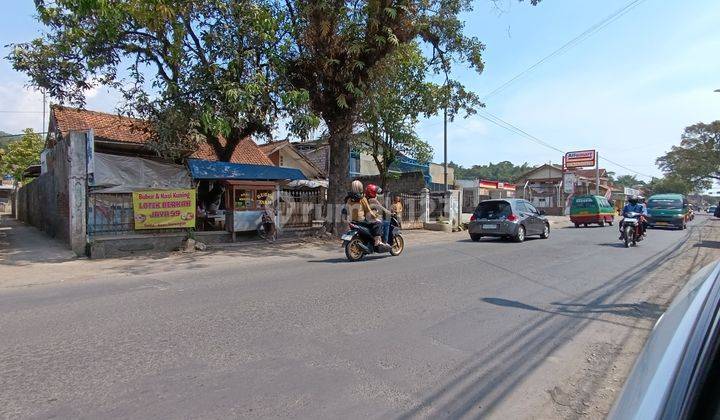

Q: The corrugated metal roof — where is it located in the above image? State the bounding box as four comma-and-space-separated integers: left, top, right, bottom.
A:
187, 159, 306, 181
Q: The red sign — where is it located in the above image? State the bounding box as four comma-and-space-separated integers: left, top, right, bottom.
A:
564, 150, 596, 168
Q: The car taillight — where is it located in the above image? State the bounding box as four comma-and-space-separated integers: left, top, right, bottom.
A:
507, 214, 518, 222
470, 214, 477, 221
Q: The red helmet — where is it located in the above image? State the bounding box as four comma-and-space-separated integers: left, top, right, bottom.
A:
365, 184, 381, 198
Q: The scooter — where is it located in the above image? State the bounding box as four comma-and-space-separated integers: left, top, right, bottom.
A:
619, 211, 645, 248
342, 215, 404, 261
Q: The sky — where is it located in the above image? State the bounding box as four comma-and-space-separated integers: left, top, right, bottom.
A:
1, 0, 719, 181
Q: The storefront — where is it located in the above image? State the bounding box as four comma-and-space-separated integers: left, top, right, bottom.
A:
187, 159, 306, 238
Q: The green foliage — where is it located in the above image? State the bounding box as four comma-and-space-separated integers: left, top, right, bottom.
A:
646, 176, 694, 195
8, 0, 317, 161
657, 121, 720, 191
0, 129, 44, 181
450, 161, 535, 183
613, 174, 645, 188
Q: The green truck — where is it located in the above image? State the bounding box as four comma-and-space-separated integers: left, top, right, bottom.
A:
646, 193, 690, 230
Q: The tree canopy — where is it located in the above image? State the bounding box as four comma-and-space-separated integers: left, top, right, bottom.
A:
646, 175, 694, 195
450, 161, 535, 183
657, 121, 720, 191
0, 129, 44, 182
8, 1, 316, 161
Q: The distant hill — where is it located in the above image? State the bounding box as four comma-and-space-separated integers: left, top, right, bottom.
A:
0, 131, 22, 149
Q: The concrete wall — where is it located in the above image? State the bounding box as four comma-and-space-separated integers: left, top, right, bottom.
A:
355, 171, 426, 194
16, 131, 87, 255
429, 163, 455, 185
16, 136, 71, 242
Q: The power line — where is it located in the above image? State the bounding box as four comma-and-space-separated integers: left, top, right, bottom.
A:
483, 0, 650, 100
474, 110, 655, 179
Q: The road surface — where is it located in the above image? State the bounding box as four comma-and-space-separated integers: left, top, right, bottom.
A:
0, 217, 713, 419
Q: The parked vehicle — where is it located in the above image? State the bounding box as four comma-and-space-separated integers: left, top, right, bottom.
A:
619, 211, 645, 248
468, 199, 550, 243
610, 261, 720, 419
710, 205, 718, 216
570, 195, 616, 228
646, 193, 689, 230
342, 215, 404, 261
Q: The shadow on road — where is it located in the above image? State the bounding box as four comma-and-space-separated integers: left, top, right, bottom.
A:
694, 240, 720, 249
398, 230, 691, 419
597, 242, 628, 248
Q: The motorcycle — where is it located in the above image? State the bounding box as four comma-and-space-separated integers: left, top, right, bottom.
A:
620, 211, 645, 248
342, 215, 405, 261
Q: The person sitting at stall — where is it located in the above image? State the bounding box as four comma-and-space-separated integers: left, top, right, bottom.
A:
261, 203, 277, 243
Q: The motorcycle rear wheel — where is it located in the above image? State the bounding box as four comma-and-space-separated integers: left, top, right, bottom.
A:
390, 234, 405, 256
344, 238, 365, 261
624, 226, 632, 248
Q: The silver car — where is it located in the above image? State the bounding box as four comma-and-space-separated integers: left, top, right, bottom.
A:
468, 199, 550, 242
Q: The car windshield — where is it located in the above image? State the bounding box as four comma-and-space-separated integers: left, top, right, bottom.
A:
476, 201, 512, 219
648, 198, 683, 209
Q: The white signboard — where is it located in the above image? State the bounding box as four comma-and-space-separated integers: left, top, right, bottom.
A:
563, 173, 576, 194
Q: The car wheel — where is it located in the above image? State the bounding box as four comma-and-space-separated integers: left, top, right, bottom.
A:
608, 219, 614, 226
470, 233, 482, 242
540, 223, 550, 239
583, 223, 588, 227
599, 220, 606, 227
574, 223, 580, 228
514, 225, 526, 243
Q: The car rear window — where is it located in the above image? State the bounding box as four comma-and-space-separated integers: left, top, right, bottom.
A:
648, 198, 682, 209
475, 201, 512, 219
572, 197, 597, 208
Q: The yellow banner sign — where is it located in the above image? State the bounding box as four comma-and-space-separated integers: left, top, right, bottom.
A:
132, 189, 196, 230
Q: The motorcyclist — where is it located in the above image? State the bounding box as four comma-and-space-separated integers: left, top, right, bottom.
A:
364, 184, 393, 244
620, 195, 647, 239
344, 180, 390, 250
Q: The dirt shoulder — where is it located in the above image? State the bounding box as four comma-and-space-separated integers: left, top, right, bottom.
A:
491, 217, 720, 419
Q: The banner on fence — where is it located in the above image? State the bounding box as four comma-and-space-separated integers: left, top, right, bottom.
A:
132, 189, 196, 229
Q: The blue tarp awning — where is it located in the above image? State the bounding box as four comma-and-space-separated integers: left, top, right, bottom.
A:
188, 159, 307, 181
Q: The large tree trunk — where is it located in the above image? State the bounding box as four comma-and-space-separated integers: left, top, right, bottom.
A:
326, 118, 352, 234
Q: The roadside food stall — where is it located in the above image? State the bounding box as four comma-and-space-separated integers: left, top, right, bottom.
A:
187, 159, 306, 240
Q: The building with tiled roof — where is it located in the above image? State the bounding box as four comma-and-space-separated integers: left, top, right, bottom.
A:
48, 105, 272, 165
257, 139, 326, 179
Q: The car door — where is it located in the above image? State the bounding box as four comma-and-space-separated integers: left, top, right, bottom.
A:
516, 201, 538, 234
524, 202, 543, 234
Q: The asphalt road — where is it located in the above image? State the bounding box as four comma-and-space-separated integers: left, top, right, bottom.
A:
0, 218, 699, 419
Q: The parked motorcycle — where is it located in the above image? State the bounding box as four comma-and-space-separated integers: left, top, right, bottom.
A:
342, 215, 404, 261
620, 211, 645, 248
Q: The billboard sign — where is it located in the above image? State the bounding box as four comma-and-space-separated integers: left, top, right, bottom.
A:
564, 150, 596, 168
563, 173, 576, 194
132, 189, 196, 230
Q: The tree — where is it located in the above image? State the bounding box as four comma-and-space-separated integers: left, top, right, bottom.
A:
278, 0, 541, 227
450, 161, 535, 183
8, 1, 316, 161
646, 175, 694, 195
657, 121, 720, 191
613, 174, 644, 188
0, 129, 44, 182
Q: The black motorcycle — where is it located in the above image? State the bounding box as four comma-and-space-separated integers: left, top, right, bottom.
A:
620, 211, 645, 248
342, 215, 404, 261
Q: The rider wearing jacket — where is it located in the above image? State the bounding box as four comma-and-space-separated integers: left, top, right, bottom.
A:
620, 195, 648, 238
365, 184, 392, 243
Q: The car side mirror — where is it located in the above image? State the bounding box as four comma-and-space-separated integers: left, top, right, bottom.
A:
538, 209, 546, 216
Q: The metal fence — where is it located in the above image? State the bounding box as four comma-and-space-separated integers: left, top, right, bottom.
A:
87, 193, 134, 236
395, 192, 424, 229
279, 189, 325, 229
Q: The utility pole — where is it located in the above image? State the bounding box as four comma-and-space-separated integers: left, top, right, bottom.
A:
595, 152, 600, 195
42, 90, 47, 134
443, 104, 448, 192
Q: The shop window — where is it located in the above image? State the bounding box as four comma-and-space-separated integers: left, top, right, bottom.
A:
255, 190, 274, 208
235, 189, 252, 210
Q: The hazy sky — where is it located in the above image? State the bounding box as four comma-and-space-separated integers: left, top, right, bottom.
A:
1, 0, 719, 180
